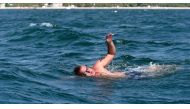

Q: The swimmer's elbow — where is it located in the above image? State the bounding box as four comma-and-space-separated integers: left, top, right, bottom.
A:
108, 52, 116, 56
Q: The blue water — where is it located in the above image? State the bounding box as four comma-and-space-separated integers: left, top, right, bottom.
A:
0, 9, 190, 103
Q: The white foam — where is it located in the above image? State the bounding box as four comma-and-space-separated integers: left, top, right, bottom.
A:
40, 22, 53, 27
29, 22, 54, 27
109, 62, 177, 79
127, 62, 177, 78
29, 23, 37, 27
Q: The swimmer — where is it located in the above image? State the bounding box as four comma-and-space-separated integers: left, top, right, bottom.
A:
74, 33, 126, 78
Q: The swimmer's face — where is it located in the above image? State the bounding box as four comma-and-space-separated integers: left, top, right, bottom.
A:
79, 65, 95, 77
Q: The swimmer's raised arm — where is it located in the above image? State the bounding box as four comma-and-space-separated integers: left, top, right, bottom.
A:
99, 33, 116, 67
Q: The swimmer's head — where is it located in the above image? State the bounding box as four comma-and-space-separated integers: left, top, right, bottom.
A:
74, 65, 95, 77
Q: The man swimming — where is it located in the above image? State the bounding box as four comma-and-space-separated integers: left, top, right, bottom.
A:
74, 33, 126, 78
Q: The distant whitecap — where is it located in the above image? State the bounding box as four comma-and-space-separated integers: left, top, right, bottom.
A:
40, 22, 53, 27
29, 23, 37, 27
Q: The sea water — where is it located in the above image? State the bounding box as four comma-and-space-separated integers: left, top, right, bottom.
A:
0, 9, 189, 103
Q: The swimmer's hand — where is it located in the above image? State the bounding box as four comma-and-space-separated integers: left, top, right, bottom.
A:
106, 33, 113, 43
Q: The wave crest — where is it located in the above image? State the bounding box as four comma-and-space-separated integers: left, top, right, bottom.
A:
29, 22, 54, 27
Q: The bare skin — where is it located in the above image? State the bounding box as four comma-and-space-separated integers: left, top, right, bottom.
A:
75, 33, 126, 78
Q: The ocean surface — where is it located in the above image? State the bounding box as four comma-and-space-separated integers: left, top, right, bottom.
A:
0, 9, 189, 104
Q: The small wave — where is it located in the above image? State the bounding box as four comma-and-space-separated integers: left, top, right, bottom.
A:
134, 57, 158, 63
172, 59, 190, 65
168, 47, 190, 52
140, 25, 155, 29
115, 39, 140, 45
73, 41, 96, 47
171, 23, 186, 27
115, 39, 187, 48
115, 39, 173, 47
146, 41, 185, 46
119, 54, 136, 61
118, 24, 138, 29
120, 54, 159, 64
62, 52, 84, 57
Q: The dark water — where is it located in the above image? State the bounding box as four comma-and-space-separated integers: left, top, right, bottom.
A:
0, 9, 189, 103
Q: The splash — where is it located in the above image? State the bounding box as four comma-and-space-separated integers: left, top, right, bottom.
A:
109, 62, 177, 79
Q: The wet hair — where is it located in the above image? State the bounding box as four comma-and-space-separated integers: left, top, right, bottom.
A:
74, 66, 88, 77
74, 66, 81, 75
